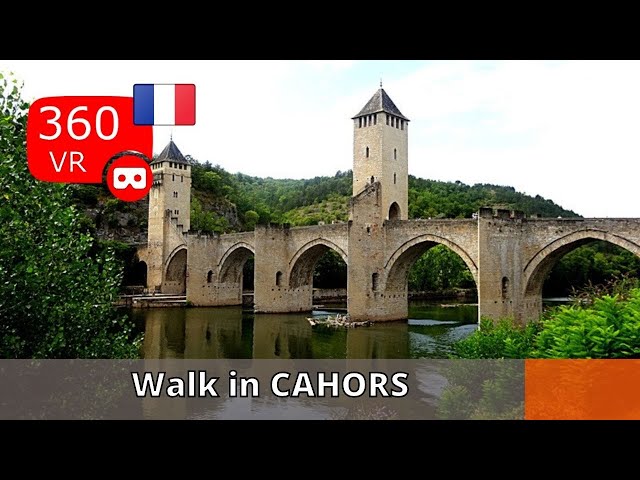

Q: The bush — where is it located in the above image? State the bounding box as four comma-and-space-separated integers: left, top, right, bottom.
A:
0, 73, 141, 358
451, 318, 540, 359
452, 286, 640, 359
534, 289, 640, 358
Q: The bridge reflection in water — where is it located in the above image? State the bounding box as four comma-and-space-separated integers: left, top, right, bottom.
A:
135, 303, 478, 360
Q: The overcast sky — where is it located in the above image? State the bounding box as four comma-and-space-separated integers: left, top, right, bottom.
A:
2, 60, 639, 218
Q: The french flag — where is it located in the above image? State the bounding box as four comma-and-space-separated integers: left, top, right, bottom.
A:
133, 84, 196, 126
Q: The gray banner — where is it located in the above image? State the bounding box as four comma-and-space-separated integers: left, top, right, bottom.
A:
0, 359, 524, 420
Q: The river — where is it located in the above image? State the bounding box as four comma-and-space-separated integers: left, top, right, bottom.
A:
130, 301, 479, 359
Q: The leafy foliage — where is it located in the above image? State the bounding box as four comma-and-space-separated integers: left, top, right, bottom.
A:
452, 280, 640, 359
544, 241, 640, 296
534, 290, 640, 358
191, 196, 229, 234
436, 360, 524, 420
0, 73, 141, 358
408, 244, 475, 291
408, 177, 577, 220
452, 318, 541, 359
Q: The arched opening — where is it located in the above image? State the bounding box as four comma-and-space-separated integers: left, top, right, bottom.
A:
370, 176, 375, 184
389, 202, 400, 220
276, 271, 283, 287
523, 233, 640, 321
502, 277, 510, 299
165, 248, 187, 295
124, 260, 147, 293
218, 244, 255, 306
289, 240, 348, 310
543, 241, 640, 298
386, 237, 478, 324
207, 270, 213, 283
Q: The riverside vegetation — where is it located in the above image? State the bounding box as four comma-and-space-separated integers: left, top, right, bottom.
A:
436, 277, 640, 419
452, 276, 640, 360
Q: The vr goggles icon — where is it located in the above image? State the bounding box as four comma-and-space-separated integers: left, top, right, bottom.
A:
113, 167, 146, 190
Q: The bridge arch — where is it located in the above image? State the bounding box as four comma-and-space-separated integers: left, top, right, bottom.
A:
165, 246, 187, 294
289, 238, 347, 290
523, 229, 640, 300
218, 242, 255, 283
384, 234, 478, 293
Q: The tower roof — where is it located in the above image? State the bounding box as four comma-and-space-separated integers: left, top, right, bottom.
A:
352, 88, 409, 121
155, 140, 190, 164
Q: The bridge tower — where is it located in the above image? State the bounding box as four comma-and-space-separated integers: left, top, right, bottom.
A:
145, 139, 192, 291
348, 87, 411, 321
351, 85, 409, 220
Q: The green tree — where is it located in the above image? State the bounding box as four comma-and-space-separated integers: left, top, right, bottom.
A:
0, 74, 140, 358
408, 244, 475, 292
243, 210, 260, 230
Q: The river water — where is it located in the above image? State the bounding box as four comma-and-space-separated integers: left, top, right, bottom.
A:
131, 301, 478, 359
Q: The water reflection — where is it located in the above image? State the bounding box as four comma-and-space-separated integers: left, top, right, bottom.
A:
252, 314, 313, 359
346, 324, 409, 359
134, 301, 477, 360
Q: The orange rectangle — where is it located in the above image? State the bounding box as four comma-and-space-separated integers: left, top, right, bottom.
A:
525, 359, 640, 420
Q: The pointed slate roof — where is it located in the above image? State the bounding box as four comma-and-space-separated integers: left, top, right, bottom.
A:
352, 88, 409, 121
155, 140, 190, 165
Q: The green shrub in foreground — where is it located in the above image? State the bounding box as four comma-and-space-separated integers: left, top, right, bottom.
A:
534, 289, 640, 358
452, 317, 540, 359
452, 288, 640, 359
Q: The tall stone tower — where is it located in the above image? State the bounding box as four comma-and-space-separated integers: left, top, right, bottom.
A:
145, 139, 192, 290
351, 86, 409, 220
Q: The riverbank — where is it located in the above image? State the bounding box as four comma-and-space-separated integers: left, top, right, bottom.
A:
118, 287, 478, 308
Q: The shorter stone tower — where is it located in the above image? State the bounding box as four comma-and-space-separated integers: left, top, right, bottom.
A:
145, 139, 192, 290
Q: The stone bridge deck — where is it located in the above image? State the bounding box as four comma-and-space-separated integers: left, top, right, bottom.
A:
139, 211, 640, 323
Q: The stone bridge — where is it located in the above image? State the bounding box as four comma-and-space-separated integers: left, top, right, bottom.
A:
138, 191, 640, 323
137, 87, 640, 324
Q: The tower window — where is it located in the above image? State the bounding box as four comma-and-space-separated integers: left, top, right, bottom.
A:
396, 118, 399, 129
394, 173, 396, 184
276, 271, 283, 287
181, 175, 184, 182
207, 270, 213, 283
359, 117, 362, 128
394, 148, 397, 160
172, 174, 175, 181
370, 176, 374, 184
391, 117, 394, 127
372, 273, 379, 292
401, 120, 404, 130
373, 114, 377, 125
386, 114, 389, 125
365, 147, 369, 158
